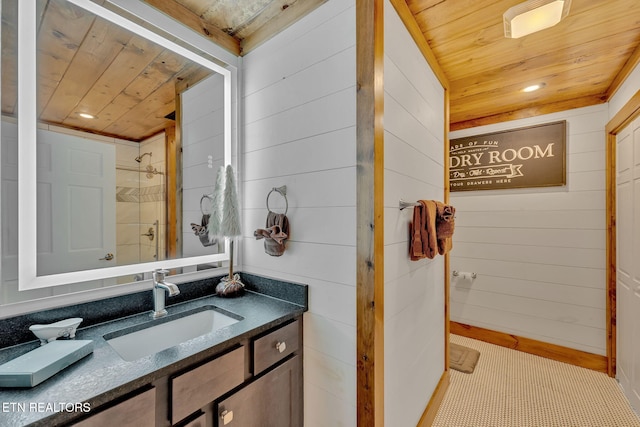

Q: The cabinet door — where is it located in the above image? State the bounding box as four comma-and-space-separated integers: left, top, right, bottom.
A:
217, 356, 302, 427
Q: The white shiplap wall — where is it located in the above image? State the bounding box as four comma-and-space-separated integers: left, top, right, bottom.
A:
383, 2, 446, 425
241, 1, 357, 426
182, 74, 225, 259
449, 104, 609, 355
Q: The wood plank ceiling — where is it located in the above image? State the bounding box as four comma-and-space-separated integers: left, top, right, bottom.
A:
147, 0, 640, 130
3, 0, 638, 139
406, 0, 640, 130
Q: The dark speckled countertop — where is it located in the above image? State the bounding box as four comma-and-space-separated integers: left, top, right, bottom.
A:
0, 273, 307, 427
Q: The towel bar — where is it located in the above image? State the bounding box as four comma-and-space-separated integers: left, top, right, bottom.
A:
399, 200, 421, 210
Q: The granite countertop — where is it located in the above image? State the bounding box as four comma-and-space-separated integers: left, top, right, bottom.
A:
0, 274, 307, 427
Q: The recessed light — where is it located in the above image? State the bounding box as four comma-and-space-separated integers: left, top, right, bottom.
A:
78, 113, 96, 119
522, 83, 545, 92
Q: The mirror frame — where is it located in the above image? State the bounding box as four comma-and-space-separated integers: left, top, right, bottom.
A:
17, 0, 235, 291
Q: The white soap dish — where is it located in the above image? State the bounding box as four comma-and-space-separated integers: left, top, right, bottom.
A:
29, 318, 83, 345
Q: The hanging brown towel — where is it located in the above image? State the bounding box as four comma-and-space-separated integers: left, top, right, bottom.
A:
191, 214, 217, 247
254, 211, 289, 256
410, 200, 438, 260
435, 201, 455, 255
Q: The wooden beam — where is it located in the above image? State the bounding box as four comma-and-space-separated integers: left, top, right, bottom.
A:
237, 0, 326, 54
451, 322, 609, 373
143, 0, 240, 56
356, 0, 384, 426
605, 89, 640, 377
444, 88, 450, 373
450, 95, 606, 131
165, 124, 177, 261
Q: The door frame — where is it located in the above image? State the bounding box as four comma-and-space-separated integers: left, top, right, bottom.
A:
606, 89, 640, 377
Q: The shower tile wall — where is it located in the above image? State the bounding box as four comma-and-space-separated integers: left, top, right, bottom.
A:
139, 133, 166, 263
115, 141, 142, 283
115, 134, 167, 284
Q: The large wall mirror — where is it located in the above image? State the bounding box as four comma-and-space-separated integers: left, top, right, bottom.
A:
1, 0, 237, 309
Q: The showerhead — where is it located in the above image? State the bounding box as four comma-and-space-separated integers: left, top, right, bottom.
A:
135, 152, 152, 163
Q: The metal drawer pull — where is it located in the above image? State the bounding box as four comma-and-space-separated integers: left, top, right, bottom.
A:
275, 341, 287, 353
99, 253, 114, 261
221, 409, 234, 425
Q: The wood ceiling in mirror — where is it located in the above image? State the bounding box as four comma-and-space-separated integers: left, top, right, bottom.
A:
1, 0, 212, 142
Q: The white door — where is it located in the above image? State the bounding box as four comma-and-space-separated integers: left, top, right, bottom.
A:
616, 115, 640, 413
37, 129, 116, 276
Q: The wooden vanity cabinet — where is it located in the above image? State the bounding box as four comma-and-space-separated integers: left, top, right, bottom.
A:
65, 318, 302, 427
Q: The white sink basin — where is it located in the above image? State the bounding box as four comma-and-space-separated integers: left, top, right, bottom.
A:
105, 306, 241, 361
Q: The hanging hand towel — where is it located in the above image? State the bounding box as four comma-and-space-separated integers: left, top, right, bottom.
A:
254, 211, 289, 256
191, 214, 217, 247
435, 201, 455, 255
410, 200, 438, 260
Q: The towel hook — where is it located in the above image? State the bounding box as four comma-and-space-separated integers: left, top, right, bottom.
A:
266, 185, 288, 215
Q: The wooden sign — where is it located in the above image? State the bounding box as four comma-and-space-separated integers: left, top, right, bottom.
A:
449, 121, 566, 192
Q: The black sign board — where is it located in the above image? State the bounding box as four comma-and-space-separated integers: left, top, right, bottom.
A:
449, 121, 566, 192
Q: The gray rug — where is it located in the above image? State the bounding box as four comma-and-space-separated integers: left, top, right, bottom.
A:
450, 343, 480, 374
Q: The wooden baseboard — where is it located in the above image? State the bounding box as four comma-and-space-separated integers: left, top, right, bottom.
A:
417, 370, 450, 427
451, 322, 608, 373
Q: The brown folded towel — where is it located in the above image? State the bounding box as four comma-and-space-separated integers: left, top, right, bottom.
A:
410, 200, 438, 260
435, 201, 455, 255
254, 211, 289, 256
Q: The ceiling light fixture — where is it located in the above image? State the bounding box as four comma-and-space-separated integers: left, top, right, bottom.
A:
78, 113, 96, 119
504, 0, 571, 39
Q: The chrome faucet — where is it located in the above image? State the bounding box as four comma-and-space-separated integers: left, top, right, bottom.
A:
151, 269, 180, 319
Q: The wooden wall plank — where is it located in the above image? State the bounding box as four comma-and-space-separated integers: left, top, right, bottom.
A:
356, 0, 384, 425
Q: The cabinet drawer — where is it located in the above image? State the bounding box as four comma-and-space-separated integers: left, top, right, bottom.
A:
71, 387, 155, 427
171, 346, 244, 424
253, 320, 300, 375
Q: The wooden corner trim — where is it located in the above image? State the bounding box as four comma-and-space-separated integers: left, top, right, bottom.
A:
417, 371, 450, 427
450, 322, 608, 373
387, 0, 449, 89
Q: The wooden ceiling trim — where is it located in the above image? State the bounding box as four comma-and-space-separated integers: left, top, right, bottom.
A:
239, 0, 327, 55
143, 0, 241, 56
389, 0, 449, 89
450, 94, 606, 132
233, 0, 303, 40
607, 43, 640, 101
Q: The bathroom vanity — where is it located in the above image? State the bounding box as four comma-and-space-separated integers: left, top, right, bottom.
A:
0, 274, 307, 427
